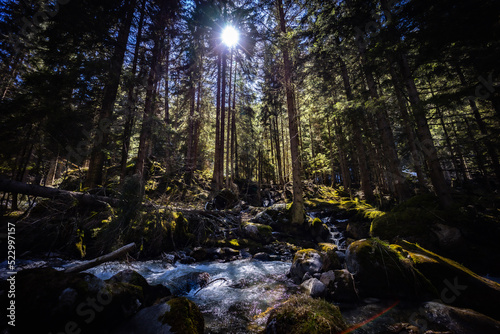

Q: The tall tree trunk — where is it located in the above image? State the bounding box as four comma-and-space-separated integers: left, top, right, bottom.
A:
86, 0, 135, 188
399, 54, 452, 208
281, 114, 289, 183
185, 73, 196, 184
213, 51, 222, 188
428, 82, 467, 185
135, 27, 161, 177
339, 56, 374, 202
326, 116, 336, 186
388, 60, 427, 189
274, 115, 284, 185
277, 0, 304, 225
334, 117, 351, 192
45, 155, 59, 186
225, 49, 233, 188
120, 0, 146, 183
455, 65, 500, 181
218, 49, 227, 189
231, 62, 237, 182
359, 46, 409, 201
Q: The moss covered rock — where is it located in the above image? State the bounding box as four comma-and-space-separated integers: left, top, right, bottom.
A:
265, 295, 347, 334
107, 269, 171, 306
161, 297, 204, 334
243, 222, 273, 243
15, 268, 146, 333
370, 194, 468, 251
318, 243, 342, 271
398, 241, 500, 321
290, 249, 324, 284
346, 238, 435, 299
308, 217, 330, 242
113, 297, 204, 334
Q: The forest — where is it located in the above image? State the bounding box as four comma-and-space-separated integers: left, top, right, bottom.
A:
1, 0, 500, 333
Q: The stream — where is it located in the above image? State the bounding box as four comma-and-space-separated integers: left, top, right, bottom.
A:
85, 259, 295, 333
3, 210, 497, 333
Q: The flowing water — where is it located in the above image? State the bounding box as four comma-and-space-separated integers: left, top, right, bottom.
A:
85, 259, 296, 333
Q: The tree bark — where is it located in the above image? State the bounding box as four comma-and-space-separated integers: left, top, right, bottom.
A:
86, 0, 136, 188
339, 56, 374, 202
64, 243, 136, 273
455, 65, 500, 181
399, 53, 452, 208
0, 177, 120, 207
277, 0, 304, 225
358, 45, 409, 201
120, 0, 146, 183
388, 60, 427, 189
213, 51, 222, 187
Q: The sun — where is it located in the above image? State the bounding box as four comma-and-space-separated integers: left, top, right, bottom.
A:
222, 26, 239, 47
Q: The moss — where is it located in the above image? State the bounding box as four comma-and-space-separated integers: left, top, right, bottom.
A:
293, 248, 320, 262
257, 223, 272, 233
229, 239, 240, 247
267, 295, 347, 333
318, 243, 338, 253
348, 238, 436, 299
304, 198, 339, 210
75, 228, 86, 258
311, 217, 322, 227
370, 194, 472, 247
318, 243, 341, 271
397, 240, 500, 320
161, 297, 204, 334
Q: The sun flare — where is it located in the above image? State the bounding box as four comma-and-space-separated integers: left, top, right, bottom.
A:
222, 26, 239, 47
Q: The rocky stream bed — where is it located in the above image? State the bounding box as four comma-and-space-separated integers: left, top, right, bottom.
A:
2, 195, 500, 333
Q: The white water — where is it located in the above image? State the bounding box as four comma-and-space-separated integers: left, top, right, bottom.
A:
85, 259, 295, 333
309, 213, 347, 251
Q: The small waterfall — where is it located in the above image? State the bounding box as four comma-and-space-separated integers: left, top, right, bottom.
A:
309, 213, 347, 251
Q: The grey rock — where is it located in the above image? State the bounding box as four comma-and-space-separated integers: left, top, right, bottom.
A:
423, 301, 500, 334
301, 278, 326, 298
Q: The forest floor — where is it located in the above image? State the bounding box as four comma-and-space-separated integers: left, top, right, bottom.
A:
1, 170, 500, 333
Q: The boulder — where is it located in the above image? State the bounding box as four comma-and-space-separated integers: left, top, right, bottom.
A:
309, 217, 330, 242
318, 243, 342, 271
252, 211, 274, 226
346, 239, 434, 299
190, 247, 208, 262
265, 295, 347, 333
345, 221, 370, 239
253, 252, 271, 261
301, 278, 326, 298
422, 301, 500, 334
243, 222, 273, 243
321, 269, 359, 303
431, 223, 464, 249
168, 271, 210, 295
290, 249, 323, 284
113, 297, 204, 334
398, 241, 500, 321
15, 268, 146, 333
108, 269, 171, 307
213, 188, 238, 210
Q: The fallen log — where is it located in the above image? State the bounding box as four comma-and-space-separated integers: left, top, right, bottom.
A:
64, 242, 136, 274
0, 177, 120, 207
